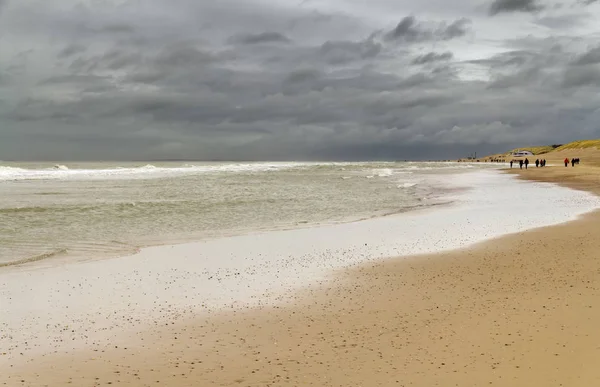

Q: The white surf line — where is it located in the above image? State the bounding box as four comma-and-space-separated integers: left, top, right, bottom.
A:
1, 170, 600, 362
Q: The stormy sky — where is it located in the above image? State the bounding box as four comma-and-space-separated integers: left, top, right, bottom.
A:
1, 0, 600, 161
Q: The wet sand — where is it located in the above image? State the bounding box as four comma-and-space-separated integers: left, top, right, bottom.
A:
3, 166, 600, 387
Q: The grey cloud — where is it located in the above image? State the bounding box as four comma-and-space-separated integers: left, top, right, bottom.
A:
562, 65, 600, 88
230, 32, 291, 44
38, 74, 111, 86
534, 14, 590, 29
489, 0, 544, 15
386, 16, 471, 43
318, 39, 382, 64
487, 68, 541, 89
573, 45, 600, 65
285, 68, 321, 84
67, 49, 144, 73
444, 18, 471, 39
412, 51, 453, 65
468, 51, 530, 68
154, 43, 215, 68
388, 16, 419, 40
100, 23, 135, 34
126, 70, 168, 84
2, 0, 600, 161
57, 43, 87, 58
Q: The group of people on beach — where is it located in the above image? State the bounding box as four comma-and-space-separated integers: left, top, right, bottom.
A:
564, 158, 580, 167
510, 158, 547, 169
510, 157, 581, 169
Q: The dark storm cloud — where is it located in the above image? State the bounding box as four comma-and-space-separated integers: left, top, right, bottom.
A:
38, 74, 112, 86
573, 45, 600, 65
100, 23, 135, 34
230, 32, 291, 45
385, 16, 471, 43
562, 65, 600, 87
489, 0, 544, 15
318, 39, 382, 64
67, 48, 144, 72
154, 43, 215, 68
2, 0, 600, 161
57, 43, 87, 58
126, 70, 168, 84
411, 51, 453, 65
487, 68, 541, 89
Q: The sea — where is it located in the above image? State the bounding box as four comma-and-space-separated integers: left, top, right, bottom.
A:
0, 161, 497, 266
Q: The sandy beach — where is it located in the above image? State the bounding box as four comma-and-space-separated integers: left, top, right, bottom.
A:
3, 165, 600, 387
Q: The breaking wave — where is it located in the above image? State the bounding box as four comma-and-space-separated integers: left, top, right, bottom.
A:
0, 163, 309, 182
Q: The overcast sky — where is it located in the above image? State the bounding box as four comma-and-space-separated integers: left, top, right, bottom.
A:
1, 0, 600, 161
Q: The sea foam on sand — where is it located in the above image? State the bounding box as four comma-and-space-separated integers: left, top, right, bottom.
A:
1, 170, 600, 360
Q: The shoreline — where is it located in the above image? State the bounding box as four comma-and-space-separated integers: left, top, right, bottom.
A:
0, 161, 478, 269
0, 199, 454, 270
3, 167, 600, 386
0, 167, 590, 271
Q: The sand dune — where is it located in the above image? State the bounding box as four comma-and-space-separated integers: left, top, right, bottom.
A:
469, 139, 600, 166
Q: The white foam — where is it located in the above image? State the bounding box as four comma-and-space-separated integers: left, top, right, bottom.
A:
0, 162, 308, 181
375, 168, 394, 177
1, 170, 599, 359
0, 161, 496, 182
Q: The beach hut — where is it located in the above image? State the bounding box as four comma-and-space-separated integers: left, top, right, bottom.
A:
512, 150, 534, 157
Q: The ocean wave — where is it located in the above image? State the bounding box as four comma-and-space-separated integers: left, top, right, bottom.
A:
405, 164, 475, 171
375, 168, 394, 177
0, 161, 488, 182
0, 162, 310, 181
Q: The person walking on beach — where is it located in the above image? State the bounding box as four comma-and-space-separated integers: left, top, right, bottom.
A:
571, 158, 575, 167
519, 160, 523, 169
564, 157, 569, 167
535, 159, 539, 168
524, 158, 529, 169
510, 160, 513, 168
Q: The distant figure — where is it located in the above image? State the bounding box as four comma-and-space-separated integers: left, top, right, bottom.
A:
519, 160, 523, 169
564, 157, 569, 167
510, 160, 513, 168
571, 158, 575, 167
541, 159, 546, 167
535, 159, 539, 168
524, 158, 529, 169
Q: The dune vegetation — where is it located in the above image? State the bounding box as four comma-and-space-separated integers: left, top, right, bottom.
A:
461, 139, 600, 163
501, 139, 600, 157
554, 139, 600, 151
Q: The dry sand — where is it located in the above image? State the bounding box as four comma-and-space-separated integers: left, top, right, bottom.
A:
3, 166, 600, 387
